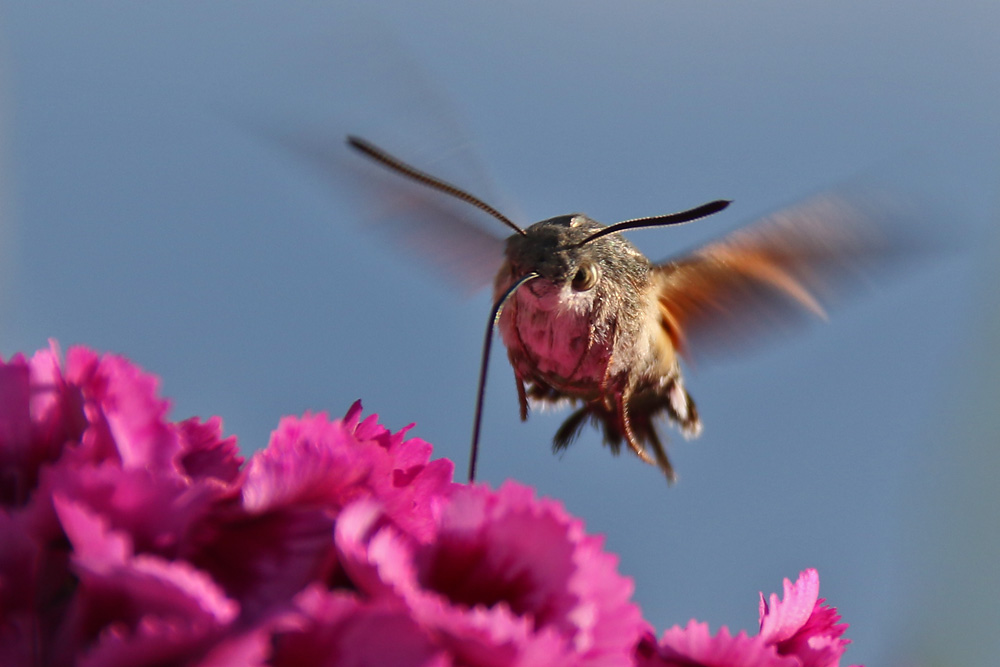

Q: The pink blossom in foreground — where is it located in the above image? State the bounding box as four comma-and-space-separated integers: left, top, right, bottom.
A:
636, 569, 857, 667
334, 482, 647, 665
0, 342, 862, 665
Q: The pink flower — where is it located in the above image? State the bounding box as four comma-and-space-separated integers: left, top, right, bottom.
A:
0, 342, 863, 666
51, 497, 239, 666
638, 569, 859, 667
0, 343, 454, 663
638, 622, 799, 667
0, 343, 248, 664
335, 481, 648, 666
190, 405, 454, 623
0, 343, 86, 509
271, 586, 450, 667
240, 405, 454, 541
758, 569, 855, 667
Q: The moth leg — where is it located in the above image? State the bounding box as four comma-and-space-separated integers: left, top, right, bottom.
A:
643, 424, 677, 485
617, 392, 656, 467
666, 376, 702, 438
515, 376, 529, 421
552, 406, 590, 453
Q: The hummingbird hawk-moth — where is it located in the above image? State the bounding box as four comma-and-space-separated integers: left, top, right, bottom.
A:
346, 135, 892, 484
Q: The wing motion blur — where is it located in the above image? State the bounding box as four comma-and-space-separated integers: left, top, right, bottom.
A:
654, 191, 912, 362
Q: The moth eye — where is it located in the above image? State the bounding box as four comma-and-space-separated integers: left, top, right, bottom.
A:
571, 262, 600, 292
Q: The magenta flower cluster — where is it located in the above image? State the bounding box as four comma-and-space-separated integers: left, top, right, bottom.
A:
0, 343, 860, 666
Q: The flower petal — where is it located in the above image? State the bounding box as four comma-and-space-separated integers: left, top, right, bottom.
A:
52, 496, 240, 665
759, 569, 853, 667
271, 586, 450, 667
653, 621, 798, 667
177, 417, 243, 485
337, 481, 645, 666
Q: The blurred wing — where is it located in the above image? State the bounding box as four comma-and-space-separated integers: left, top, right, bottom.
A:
654, 191, 911, 362
226, 14, 511, 292
253, 127, 508, 292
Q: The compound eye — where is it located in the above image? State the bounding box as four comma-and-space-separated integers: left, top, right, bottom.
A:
571, 262, 600, 291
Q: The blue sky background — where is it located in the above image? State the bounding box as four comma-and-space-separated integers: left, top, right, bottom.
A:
1, 2, 998, 664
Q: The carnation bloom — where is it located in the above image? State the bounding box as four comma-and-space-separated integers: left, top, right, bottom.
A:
334, 482, 647, 666
0, 343, 247, 664
636, 569, 858, 667
0, 342, 862, 666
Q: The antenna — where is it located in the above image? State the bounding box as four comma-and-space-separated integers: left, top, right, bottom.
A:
576, 199, 731, 246
347, 136, 526, 236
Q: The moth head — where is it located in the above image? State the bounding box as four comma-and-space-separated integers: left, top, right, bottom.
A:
503, 214, 648, 309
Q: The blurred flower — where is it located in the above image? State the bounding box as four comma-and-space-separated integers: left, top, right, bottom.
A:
636, 569, 857, 667
0, 342, 861, 666
758, 569, 854, 667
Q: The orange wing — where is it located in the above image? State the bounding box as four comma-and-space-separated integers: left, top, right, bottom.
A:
654, 192, 904, 362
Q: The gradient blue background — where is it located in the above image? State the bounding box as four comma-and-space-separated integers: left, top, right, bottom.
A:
1, 2, 998, 665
